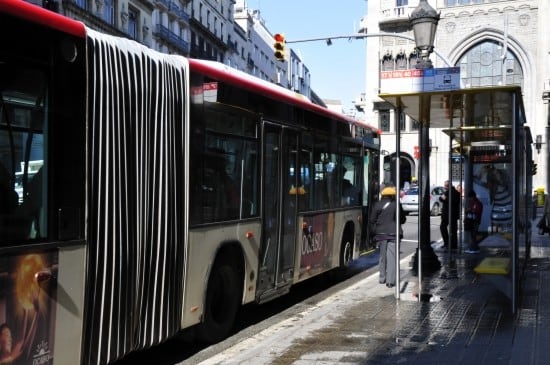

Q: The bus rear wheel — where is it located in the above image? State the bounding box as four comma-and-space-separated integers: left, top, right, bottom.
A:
340, 238, 353, 269
196, 261, 240, 343
331, 235, 353, 281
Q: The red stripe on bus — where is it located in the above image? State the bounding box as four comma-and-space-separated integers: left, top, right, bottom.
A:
188, 58, 378, 131
0, 0, 86, 38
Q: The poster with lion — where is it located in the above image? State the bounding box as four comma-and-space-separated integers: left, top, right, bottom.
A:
0, 251, 57, 365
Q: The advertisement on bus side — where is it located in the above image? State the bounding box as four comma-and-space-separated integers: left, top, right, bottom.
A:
299, 213, 334, 277
0, 251, 58, 365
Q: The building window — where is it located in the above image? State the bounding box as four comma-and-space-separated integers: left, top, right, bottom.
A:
458, 40, 523, 89
103, 0, 114, 25
380, 111, 390, 132
408, 51, 418, 70
382, 52, 394, 71
75, 0, 87, 10
396, 0, 408, 6
411, 118, 419, 131
396, 51, 407, 70
399, 111, 406, 131
127, 7, 138, 39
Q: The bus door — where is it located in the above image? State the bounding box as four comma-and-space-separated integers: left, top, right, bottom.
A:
258, 123, 298, 299
362, 147, 379, 250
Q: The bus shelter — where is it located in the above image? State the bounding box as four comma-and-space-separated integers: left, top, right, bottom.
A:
379, 86, 532, 313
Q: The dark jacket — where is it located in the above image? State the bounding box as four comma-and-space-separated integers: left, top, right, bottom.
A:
440, 186, 460, 221
464, 196, 483, 230
370, 197, 406, 238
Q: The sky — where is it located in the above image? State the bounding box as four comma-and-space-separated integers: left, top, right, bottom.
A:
255, 1, 368, 116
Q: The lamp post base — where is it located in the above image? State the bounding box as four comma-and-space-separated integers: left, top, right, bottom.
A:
410, 244, 441, 275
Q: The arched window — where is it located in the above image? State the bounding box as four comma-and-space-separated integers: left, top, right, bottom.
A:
382, 51, 394, 71
408, 51, 418, 70
457, 40, 523, 88
396, 51, 407, 70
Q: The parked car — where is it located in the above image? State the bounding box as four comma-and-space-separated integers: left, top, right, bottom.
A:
400, 186, 445, 216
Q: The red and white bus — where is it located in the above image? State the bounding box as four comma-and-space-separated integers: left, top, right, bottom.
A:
0, 1, 380, 364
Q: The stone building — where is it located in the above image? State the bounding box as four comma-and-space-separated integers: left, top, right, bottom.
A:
364, 0, 548, 192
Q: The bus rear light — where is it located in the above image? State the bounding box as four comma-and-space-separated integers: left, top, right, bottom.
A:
246, 231, 254, 238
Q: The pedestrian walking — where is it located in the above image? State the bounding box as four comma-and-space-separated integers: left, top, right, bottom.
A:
464, 190, 483, 253
370, 186, 406, 288
439, 180, 460, 250
538, 193, 550, 234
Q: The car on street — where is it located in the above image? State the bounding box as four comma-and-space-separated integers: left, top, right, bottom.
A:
400, 186, 446, 216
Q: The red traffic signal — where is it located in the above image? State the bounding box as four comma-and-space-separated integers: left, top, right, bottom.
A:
273, 33, 286, 61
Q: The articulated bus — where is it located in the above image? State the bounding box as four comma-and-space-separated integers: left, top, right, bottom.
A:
0, 1, 380, 364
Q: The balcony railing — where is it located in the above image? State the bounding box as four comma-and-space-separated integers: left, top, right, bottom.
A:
378, 5, 414, 30
380, 5, 413, 21
155, 0, 170, 10
169, 2, 190, 23
154, 24, 189, 54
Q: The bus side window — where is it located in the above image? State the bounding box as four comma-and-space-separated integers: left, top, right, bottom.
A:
0, 163, 18, 215
19, 168, 44, 238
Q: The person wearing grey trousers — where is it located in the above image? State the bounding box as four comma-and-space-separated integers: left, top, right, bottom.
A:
370, 186, 406, 288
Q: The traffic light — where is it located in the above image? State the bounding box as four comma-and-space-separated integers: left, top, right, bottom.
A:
532, 160, 538, 175
273, 33, 286, 61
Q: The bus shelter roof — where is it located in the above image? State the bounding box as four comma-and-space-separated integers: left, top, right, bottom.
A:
378, 85, 526, 139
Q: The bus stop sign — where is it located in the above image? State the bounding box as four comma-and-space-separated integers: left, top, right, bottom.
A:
380, 66, 460, 93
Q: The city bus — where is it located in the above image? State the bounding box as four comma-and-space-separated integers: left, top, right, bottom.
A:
0, 1, 380, 364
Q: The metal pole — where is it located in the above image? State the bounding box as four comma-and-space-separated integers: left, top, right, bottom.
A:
547, 120, 550, 196
511, 92, 517, 314
418, 95, 430, 292
395, 108, 401, 299
417, 92, 441, 273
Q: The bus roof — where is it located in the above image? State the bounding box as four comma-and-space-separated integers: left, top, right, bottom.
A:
0, 0, 86, 38
188, 58, 378, 133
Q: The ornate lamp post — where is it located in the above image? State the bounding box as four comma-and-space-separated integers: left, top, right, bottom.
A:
410, 0, 440, 70
410, 0, 441, 274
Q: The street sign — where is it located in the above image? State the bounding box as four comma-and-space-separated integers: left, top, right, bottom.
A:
424, 67, 461, 91
380, 66, 460, 93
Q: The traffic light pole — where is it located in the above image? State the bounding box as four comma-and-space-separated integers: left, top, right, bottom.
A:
285, 32, 452, 67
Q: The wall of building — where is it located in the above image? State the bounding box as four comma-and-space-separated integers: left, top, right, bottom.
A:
366, 0, 548, 192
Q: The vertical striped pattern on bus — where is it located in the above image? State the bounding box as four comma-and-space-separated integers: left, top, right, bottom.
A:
84, 29, 188, 365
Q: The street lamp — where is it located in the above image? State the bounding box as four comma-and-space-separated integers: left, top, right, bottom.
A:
410, 0, 440, 69
409, 0, 442, 274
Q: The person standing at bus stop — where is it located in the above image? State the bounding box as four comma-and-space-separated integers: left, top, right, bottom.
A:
370, 186, 406, 288
464, 190, 483, 253
439, 180, 460, 250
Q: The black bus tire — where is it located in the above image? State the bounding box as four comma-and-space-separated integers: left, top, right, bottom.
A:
340, 237, 353, 269
196, 261, 240, 343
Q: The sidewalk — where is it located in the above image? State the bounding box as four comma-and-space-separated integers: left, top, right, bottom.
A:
186, 218, 550, 365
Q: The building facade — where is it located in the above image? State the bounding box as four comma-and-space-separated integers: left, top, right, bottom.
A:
364, 0, 548, 192
34, 0, 313, 107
